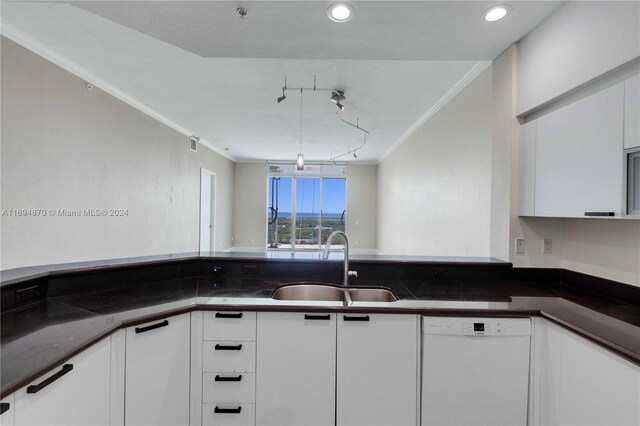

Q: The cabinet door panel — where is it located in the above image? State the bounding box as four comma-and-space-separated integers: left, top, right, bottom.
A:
337, 314, 418, 426
14, 337, 111, 426
255, 312, 336, 426
625, 74, 640, 149
535, 83, 624, 217
125, 313, 190, 426
1, 394, 15, 426
518, 120, 537, 216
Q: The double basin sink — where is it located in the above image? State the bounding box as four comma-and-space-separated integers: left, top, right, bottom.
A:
272, 283, 398, 303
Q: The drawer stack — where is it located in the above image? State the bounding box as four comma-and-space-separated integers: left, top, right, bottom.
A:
202, 311, 257, 426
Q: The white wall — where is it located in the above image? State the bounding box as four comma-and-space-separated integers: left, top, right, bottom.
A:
233, 163, 267, 249
517, 1, 640, 115
0, 37, 235, 269
377, 67, 492, 256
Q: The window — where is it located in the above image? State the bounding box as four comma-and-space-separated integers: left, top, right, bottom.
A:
267, 164, 346, 250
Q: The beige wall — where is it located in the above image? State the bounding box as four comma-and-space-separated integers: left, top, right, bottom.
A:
346, 165, 377, 252
1, 38, 235, 269
377, 67, 493, 256
233, 163, 267, 249
232, 163, 378, 252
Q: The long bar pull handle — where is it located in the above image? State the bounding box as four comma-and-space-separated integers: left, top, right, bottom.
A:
304, 314, 331, 320
135, 320, 169, 334
584, 212, 615, 217
215, 375, 242, 382
27, 364, 73, 394
215, 312, 243, 319
214, 406, 242, 414
215, 344, 243, 351
343, 315, 370, 322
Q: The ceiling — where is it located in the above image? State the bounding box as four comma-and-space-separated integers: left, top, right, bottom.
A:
1, 1, 562, 162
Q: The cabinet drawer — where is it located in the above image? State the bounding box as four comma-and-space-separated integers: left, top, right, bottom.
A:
203, 373, 255, 403
202, 403, 254, 426
203, 342, 256, 372
203, 312, 256, 341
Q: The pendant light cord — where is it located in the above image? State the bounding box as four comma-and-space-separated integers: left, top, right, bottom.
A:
299, 88, 303, 154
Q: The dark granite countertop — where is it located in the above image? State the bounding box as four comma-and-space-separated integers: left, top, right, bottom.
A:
0, 253, 640, 398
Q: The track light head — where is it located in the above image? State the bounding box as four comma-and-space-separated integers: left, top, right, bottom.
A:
353, 151, 357, 159
277, 90, 286, 103
336, 101, 345, 111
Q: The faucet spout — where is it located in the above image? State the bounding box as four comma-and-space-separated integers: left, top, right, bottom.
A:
322, 231, 354, 286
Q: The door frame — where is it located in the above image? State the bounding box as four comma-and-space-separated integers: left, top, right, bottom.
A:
199, 168, 216, 252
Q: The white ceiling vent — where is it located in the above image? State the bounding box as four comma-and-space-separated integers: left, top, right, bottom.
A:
189, 136, 199, 152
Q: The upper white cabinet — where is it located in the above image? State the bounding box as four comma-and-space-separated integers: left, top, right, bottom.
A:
13, 337, 111, 426
256, 312, 336, 426
519, 82, 626, 218
518, 120, 537, 216
125, 313, 191, 426
336, 314, 419, 426
535, 319, 640, 425
624, 74, 640, 149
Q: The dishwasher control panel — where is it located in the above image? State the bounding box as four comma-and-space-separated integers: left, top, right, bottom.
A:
423, 317, 532, 336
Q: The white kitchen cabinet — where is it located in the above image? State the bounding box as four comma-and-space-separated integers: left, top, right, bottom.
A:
1, 394, 15, 426
535, 319, 640, 425
518, 120, 537, 216
255, 312, 336, 426
13, 337, 111, 426
624, 74, 640, 149
125, 313, 191, 426
336, 314, 419, 426
534, 82, 625, 217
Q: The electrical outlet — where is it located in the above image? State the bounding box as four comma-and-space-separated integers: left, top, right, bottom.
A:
543, 238, 552, 254
515, 238, 525, 254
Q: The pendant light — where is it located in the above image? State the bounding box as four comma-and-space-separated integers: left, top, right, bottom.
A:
297, 88, 305, 170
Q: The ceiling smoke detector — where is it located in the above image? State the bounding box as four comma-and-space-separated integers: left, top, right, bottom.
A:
327, 3, 354, 22
236, 7, 248, 18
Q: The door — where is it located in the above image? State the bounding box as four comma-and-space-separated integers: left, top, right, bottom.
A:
256, 312, 336, 426
14, 337, 111, 426
336, 314, 419, 426
200, 169, 216, 252
125, 314, 191, 426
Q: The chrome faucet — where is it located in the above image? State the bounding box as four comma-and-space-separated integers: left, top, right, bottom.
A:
322, 231, 357, 286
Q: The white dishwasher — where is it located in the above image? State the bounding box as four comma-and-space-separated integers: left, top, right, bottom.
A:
421, 317, 532, 426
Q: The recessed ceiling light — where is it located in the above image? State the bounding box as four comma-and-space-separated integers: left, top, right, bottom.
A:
484, 5, 511, 22
328, 3, 354, 23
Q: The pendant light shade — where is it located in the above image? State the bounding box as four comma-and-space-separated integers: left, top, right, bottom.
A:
296, 153, 305, 170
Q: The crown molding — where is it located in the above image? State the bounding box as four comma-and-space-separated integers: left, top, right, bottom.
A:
1, 22, 236, 162
378, 60, 492, 163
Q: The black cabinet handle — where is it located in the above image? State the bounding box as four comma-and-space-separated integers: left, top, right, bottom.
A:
215, 344, 243, 351
0, 402, 9, 415
215, 374, 242, 382
27, 364, 73, 394
215, 312, 243, 319
584, 212, 615, 217
305, 314, 331, 320
214, 406, 242, 414
135, 320, 169, 334
344, 315, 370, 322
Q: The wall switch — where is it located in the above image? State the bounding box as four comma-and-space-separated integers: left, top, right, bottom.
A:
515, 238, 526, 254
543, 238, 552, 254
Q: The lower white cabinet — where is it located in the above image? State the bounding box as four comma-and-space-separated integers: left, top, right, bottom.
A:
125, 313, 191, 426
336, 313, 419, 426
13, 337, 111, 426
1, 393, 15, 426
535, 319, 640, 425
255, 312, 336, 426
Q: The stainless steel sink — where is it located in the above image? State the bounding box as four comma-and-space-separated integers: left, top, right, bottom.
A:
348, 288, 398, 302
271, 283, 398, 303
271, 283, 346, 302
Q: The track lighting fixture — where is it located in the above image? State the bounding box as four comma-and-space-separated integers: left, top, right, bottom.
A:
353, 151, 357, 159
277, 89, 286, 103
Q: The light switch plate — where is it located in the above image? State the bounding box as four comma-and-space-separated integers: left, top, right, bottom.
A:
543, 238, 552, 254
515, 238, 525, 254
